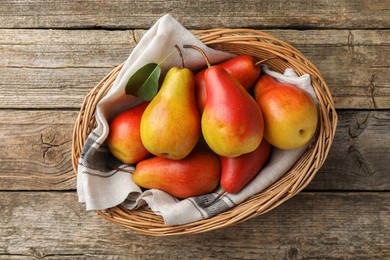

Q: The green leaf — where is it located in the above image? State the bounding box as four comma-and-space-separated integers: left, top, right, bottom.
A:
125, 63, 161, 101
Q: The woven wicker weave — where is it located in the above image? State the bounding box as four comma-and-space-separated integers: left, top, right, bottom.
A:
71, 28, 337, 236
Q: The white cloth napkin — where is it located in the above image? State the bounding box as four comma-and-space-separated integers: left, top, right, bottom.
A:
77, 14, 317, 225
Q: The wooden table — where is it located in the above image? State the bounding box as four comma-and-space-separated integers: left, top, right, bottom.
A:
1, 1, 389, 258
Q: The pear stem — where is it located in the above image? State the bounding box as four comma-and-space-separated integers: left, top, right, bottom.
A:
183, 44, 212, 68
111, 165, 134, 174
254, 56, 280, 67
175, 44, 185, 68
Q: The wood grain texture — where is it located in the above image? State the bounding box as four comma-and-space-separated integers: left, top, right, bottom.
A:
1, 1, 389, 259
0, 110, 78, 190
267, 29, 390, 109
0, 110, 388, 191
1, 29, 389, 109
0, 29, 134, 109
0, 0, 389, 29
307, 110, 390, 191
0, 191, 389, 259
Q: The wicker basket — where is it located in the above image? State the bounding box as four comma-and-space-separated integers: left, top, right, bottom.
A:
72, 28, 337, 236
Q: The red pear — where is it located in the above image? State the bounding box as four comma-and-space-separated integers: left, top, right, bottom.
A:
254, 74, 318, 149
184, 45, 264, 157
195, 55, 261, 112
220, 138, 272, 194
107, 102, 151, 164
217, 55, 261, 90
202, 66, 264, 157
133, 148, 221, 199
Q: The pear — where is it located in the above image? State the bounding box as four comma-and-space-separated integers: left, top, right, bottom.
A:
201, 66, 264, 157
220, 138, 271, 194
195, 55, 261, 112
133, 148, 221, 199
107, 102, 151, 164
195, 55, 276, 113
183, 45, 264, 157
140, 66, 200, 160
254, 74, 318, 149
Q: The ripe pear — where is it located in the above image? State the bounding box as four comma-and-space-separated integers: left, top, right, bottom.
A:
195, 55, 261, 112
183, 44, 264, 157
220, 138, 271, 194
133, 148, 221, 199
202, 66, 264, 157
254, 74, 318, 149
140, 67, 200, 160
107, 102, 151, 164
219, 55, 262, 90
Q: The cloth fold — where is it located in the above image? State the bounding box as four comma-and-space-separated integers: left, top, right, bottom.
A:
77, 14, 317, 225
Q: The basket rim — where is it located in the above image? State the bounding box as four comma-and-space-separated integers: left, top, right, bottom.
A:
71, 28, 338, 236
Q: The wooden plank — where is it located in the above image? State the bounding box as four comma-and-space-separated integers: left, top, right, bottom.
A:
308, 110, 390, 191
0, 29, 134, 66
0, 110, 389, 191
0, 0, 389, 29
267, 30, 390, 109
0, 29, 135, 109
0, 110, 78, 190
0, 191, 389, 258
1, 29, 389, 109
0, 67, 115, 109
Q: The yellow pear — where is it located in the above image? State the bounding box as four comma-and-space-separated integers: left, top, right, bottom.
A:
140, 67, 200, 160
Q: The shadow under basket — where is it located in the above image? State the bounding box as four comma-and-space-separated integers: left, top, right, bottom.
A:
71, 28, 338, 236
